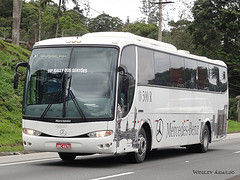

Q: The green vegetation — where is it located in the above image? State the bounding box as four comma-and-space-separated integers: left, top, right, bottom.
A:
0, 39, 30, 152
229, 98, 238, 121
228, 120, 240, 134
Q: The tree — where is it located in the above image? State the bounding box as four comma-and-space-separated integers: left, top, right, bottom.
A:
0, 0, 13, 39
21, 1, 38, 43
0, 18, 11, 39
12, 0, 22, 45
1, 0, 90, 44
0, 0, 13, 18
39, 0, 52, 41
59, 10, 89, 37
140, 0, 195, 29
55, 0, 77, 38
162, 20, 193, 52
73, 0, 90, 18
123, 21, 158, 40
141, 0, 159, 24
88, 13, 123, 32
190, 0, 240, 97
41, 3, 58, 39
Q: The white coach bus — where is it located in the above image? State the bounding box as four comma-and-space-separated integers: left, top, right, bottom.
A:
14, 32, 228, 163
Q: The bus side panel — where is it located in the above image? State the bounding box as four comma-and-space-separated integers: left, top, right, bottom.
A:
135, 86, 228, 150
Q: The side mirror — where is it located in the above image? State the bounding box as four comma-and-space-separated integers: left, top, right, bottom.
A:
117, 66, 129, 93
117, 66, 126, 75
121, 75, 129, 93
13, 62, 28, 89
13, 73, 19, 89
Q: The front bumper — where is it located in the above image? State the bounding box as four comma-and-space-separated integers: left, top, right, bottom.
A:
22, 133, 116, 154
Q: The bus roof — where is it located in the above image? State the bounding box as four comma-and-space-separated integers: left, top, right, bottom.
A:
34, 32, 226, 67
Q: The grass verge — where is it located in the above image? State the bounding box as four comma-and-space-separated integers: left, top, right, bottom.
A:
227, 120, 240, 133
0, 39, 29, 153
0, 125, 24, 152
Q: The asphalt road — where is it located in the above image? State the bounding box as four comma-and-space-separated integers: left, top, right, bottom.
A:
1, 133, 240, 180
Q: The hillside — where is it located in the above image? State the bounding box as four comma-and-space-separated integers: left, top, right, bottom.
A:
0, 40, 30, 151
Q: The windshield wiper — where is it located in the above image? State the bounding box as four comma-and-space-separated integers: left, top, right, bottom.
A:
66, 75, 86, 119
40, 72, 86, 120
40, 72, 65, 119
40, 89, 62, 119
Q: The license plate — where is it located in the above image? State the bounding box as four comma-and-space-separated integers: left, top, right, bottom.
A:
56, 143, 71, 149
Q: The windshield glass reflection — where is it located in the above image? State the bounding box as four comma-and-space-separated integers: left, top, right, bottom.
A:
24, 47, 118, 120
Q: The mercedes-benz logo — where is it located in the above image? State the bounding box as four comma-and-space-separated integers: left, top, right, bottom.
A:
156, 119, 163, 142
59, 129, 67, 137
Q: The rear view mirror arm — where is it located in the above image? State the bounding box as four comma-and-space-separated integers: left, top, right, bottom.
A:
13, 62, 28, 89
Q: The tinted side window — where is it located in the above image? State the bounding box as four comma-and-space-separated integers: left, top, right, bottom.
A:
170, 55, 185, 88
185, 59, 197, 89
119, 46, 136, 117
121, 46, 136, 79
138, 47, 154, 84
219, 67, 227, 92
154, 52, 170, 86
197, 62, 209, 90
209, 65, 220, 92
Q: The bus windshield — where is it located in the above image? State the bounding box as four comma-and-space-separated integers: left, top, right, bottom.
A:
23, 47, 118, 121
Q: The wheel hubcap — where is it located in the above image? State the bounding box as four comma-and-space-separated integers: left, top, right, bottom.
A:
203, 130, 209, 148
138, 134, 147, 156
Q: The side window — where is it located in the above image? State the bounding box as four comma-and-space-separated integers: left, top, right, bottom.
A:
170, 55, 185, 88
209, 64, 220, 92
118, 46, 136, 117
138, 47, 155, 84
154, 52, 170, 86
185, 59, 197, 89
197, 62, 209, 90
219, 67, 227, 92
120, 46, 136, 80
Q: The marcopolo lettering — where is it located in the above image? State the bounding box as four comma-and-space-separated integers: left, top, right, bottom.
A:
166, 122, 199, 138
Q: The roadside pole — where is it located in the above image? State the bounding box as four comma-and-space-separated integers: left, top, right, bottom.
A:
237, 96, 240, 122
154, 1, 174, 41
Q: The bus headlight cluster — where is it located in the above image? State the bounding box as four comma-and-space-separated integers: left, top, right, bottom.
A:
23, 128, 42, 136
87, 130, 113, 138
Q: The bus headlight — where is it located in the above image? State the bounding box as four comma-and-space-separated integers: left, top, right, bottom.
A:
87, 130, 113, 138
23, 128, 42, 136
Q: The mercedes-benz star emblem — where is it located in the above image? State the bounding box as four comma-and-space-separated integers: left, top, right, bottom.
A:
59, 129, 67, 137
156, 119, 163, 142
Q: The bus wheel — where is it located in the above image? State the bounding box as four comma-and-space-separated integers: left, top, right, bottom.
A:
186, 125, 210, 153
128, 128, 147, 163
58, 152, 76, 161
198, 125, 210, 153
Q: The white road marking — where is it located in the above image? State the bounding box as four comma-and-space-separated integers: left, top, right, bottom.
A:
0, 158, 59, 167
234, 151, 240, 154
90, 172, 135, 180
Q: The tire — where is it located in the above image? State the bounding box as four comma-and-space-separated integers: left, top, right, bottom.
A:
128, 128, 148, 163
198, 125, 210, 153
186, 125, 210, 153
58, 152, 76, 161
